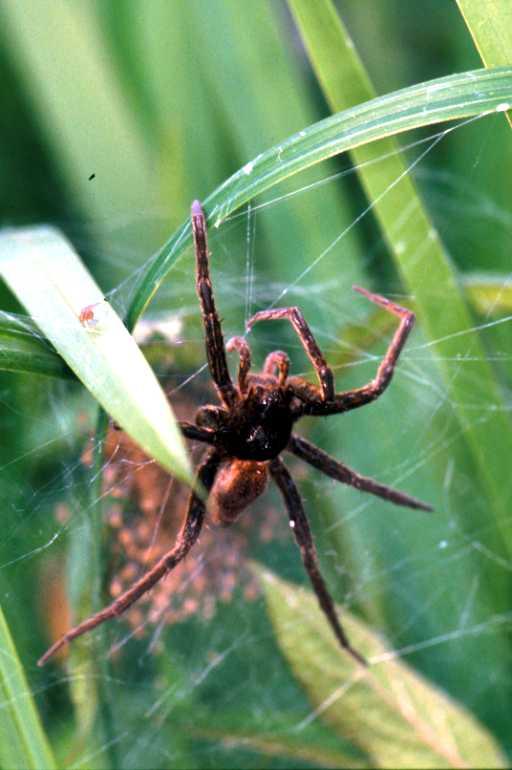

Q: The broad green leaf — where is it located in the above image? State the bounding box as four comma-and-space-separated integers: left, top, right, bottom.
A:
287, 0, 512, 558
257, 566, 507, 769
0, 226, 192, 486
126, 66, 512, 328
0, 605, 56, 770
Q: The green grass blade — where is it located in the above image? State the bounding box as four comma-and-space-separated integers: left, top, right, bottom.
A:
185, 0, 363, 294
126, 0, 232, 217
2, 276, 502, 387
185, 722, 368, 769
0, 312, 73, 379
456, 0, 512, 128
257, 565, 507, 769
0, 0, 153, 250
463, 273, 512, 313
287, 0, 512, 552
0, 226, 192, 486
456, 1, 512, 67
127, 65, 512, 327
0, 606, 56, 770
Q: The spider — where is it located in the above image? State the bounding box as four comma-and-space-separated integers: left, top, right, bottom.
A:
38, 200, 432, 668
78, 299, 108, 331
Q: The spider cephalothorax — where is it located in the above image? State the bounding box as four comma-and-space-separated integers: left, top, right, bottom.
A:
205, 374, 298, 525
39, 200, 432, 668
199, 376, 297, 460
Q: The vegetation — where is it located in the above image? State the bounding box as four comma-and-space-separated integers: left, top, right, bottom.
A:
0, 2, 511, 767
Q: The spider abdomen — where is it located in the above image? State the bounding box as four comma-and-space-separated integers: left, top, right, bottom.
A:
209, 459, 268, 526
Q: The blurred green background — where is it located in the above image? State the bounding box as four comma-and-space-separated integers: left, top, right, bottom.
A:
1, 1, 512, 768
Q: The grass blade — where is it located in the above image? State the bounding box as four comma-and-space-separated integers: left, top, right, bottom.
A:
184, 721, 368, 769
456, 1, 512, 66
456, 0, 512, 128
0, 312, 73, 379
0, 226, 192, 486
0, 606, 56, 770
0, 0, 153, 248
257, 565, 507, 769
463, 273, 512, 313
3, 276, 506, 383
186, 0, 363, 293
126, 65, 512, 327
287, 0, 512, 553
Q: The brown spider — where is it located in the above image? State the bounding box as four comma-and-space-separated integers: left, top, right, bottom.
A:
38, 200, 432, 668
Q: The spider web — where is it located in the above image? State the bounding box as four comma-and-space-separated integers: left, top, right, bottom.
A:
1, 111, 512, 768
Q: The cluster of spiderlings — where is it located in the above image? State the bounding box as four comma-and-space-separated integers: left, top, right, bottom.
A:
98, 420, 285, 638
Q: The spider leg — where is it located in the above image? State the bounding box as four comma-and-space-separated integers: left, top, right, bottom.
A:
38, 449, 222, 667
289, 434, 433, 512
179, 420, 216, 444
263, 351, 289, 385
289, 286, 415, 416
246, 307, 334, 400
270, 457, 367, 667
226, 336, 251, 393
191, 201, 238, 408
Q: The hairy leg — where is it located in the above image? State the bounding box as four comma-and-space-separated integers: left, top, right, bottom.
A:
247, 307, 334, 400
289, 286, 415, 417
38, 449, 222, 666
226, 336, 251, 394
263, 350, 289, 386
270, 457, 366, 667
179, 420, 216, 444
289, 434, 432, 512
191, 200, 238, 407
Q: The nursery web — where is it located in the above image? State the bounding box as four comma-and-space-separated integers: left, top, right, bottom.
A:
1, 109, 512, 767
